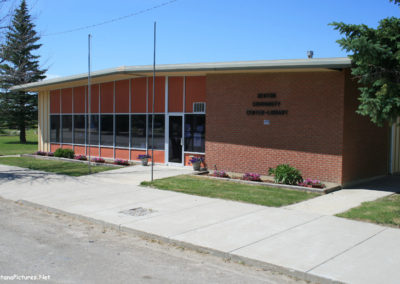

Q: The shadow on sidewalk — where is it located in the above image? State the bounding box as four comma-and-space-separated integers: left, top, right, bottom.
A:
0, 169, 73, 184
349, 175, 400, 193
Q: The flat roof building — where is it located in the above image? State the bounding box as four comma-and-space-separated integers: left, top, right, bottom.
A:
12, 57, 398, 185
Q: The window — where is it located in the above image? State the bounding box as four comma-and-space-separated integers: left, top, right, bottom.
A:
100, 115, 114, 146
115, 115, 129, 147
87, 114, 99, 146
131, 115, 146, 149
74, 115, 85, 144
148, 115, 165, 150
184, 114, 205, 153
61, 115, 73, 144
50, 115, 60, 143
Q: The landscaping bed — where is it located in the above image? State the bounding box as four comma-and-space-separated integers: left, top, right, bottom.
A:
336, 194, 400, 228
141, 175, 320, 207
22, 154, 127, 167
0, 156, 119, 176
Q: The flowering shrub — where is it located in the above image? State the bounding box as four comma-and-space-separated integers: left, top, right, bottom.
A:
91, 157, 105, 163
212, 170, 229, 178
137, 154, 151, 160
242, 172, 262, 182
47, 152, 54, 157
114, 159, 130, 166
35, 151, 47, 156
298, 178, 325, 188
189, 157, 204, 165
74, 155, 87, 161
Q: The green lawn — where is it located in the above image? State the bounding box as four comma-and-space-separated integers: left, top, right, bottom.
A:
0, 156, 119, 176
141, 175, 319, 207
337, 194, 400, 227
0, 129, 38, 156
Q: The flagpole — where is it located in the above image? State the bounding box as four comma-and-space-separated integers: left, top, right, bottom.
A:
87, 34, 92, 174
151, 22, 156, 182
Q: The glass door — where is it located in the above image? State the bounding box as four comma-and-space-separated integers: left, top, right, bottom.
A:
168, 115, 183, 164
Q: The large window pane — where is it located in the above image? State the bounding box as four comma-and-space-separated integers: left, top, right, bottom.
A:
101, 115, 114, 146
74, 115, 85, 144
148, 115, 165, 150
87, 114, 99, 146
50, 115, 60, 143
184, 114, 205, 153
115, 115, 129, 147
131, 115, 146, 149
61, 115, 73, 144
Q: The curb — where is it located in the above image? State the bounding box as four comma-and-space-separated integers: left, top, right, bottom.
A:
15, 198, 344, 284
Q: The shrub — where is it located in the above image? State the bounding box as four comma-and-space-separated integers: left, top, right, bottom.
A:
92, 157, 105, 163
47, 152, 54, 157
74, 155, 87, 161
35, 151, 46, 156
54, 148, 75, 159
268, 164, 302, 185
212, 170, 229, 178
242, 172, 262, 182
114, 159, 130, 166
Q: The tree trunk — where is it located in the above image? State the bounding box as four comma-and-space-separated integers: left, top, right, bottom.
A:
19, 126, 26, 144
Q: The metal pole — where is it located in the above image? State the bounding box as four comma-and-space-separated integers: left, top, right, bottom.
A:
151, 22, 156, 181
88, 34, 92, 174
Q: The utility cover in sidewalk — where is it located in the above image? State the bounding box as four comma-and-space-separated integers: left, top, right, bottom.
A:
119, 207, 155, 216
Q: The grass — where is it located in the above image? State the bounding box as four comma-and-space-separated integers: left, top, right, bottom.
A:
337, 194, 400, 228
0, 129, 38, 156
0, 156, 119, 176
141, 175, 319, 207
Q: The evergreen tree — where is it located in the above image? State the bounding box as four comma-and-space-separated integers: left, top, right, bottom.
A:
0, 0, 46, 143
331, 1, 400, 126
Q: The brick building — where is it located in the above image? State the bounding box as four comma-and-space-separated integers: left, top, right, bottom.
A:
12, 57, 394, 185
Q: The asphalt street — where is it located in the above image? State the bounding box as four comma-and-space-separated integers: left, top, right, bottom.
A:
0, 198, 305, 284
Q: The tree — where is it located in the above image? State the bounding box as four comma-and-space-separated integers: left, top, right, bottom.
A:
0, 0, 46, 143
331, 1, 400, 126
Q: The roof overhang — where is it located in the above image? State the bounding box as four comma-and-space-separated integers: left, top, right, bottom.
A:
10, 57, 352, 92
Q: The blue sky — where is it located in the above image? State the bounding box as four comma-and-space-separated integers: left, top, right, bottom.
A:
20, 0, 400, 78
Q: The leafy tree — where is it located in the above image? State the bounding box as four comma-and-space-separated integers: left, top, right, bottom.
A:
0, 0, 46, 142
331, 1, 400, 126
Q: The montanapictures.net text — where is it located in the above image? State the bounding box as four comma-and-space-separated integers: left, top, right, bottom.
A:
0, 274, 50, 281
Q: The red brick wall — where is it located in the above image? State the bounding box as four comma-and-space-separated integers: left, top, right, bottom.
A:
341, 70, 389, 184
205, 71, 345, 183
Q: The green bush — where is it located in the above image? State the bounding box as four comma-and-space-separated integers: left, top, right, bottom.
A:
268, 164, 303, 185
54, 148, 75, 159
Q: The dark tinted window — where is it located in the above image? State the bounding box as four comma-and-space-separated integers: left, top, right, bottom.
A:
74, 115, 85, 144
115, 115, 129, 147
184, 114, 205, 152
61, 115, 73, 144
87, 114, 99, 146
50, 115, 60, 143
101, 115, 114, 146
131, 115, 146, 149
148, 115, 165, 150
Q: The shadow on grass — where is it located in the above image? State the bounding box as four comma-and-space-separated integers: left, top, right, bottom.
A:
4, 141, 37, 145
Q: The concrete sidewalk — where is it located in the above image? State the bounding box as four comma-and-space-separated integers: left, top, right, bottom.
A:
0, 164, 399, 284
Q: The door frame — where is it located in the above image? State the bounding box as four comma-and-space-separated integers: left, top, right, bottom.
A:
165, 113, 184, 166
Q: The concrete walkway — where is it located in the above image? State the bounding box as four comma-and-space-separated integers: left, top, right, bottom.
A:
0, 164, 399, 284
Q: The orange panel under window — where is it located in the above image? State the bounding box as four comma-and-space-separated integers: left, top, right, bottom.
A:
115, 80, 130, 113
100, 147, 113, 158
73, 86, 86, 113
185, 76, 206, 112
148, 77, 165, 113
74, 145, 86, 156
100, 82, 114, 113
50, 90, 60, 113
168, 77, 183, 112
50, 144, 61, 152
87, 84, 99, 113
131, 150, 165, 163
61, 88, 73, 113
62, 144, 73, 150
87, 146, 99, 157
131, 77, 147, 113
184, 153, 205, 166
115, 148, 129, 160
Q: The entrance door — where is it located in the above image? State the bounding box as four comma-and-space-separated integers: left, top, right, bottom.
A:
168, 115, 183, 164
